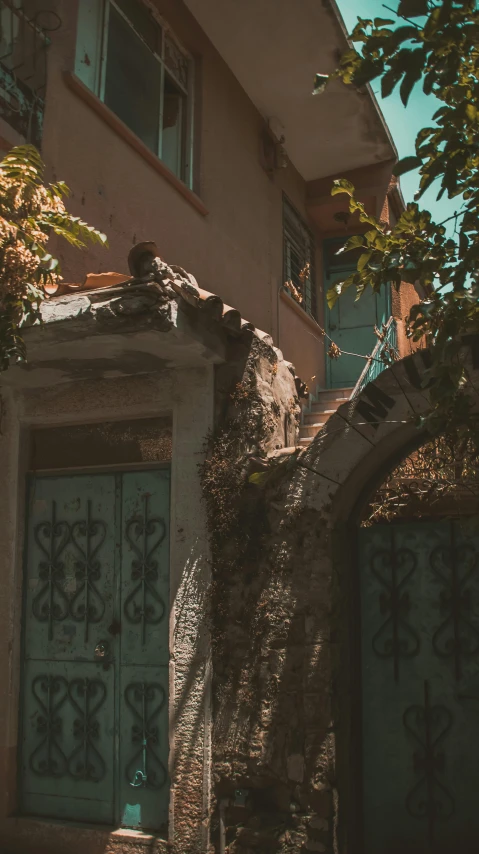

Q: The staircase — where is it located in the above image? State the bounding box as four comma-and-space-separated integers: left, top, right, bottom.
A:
298, 388, 353, 447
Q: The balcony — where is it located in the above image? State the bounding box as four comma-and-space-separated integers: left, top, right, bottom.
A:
0, 1, 59, 147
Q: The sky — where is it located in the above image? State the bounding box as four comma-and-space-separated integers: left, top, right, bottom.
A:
337, 0, 455, 225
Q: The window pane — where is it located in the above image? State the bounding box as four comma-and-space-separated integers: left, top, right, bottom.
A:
114, 0, 161, 54
162, 72, 186, 178
164, 32, 188, 90
104, 3, 161, 154
283, 199, 317, 318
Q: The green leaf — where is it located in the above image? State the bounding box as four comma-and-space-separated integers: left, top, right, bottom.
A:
331, 178, 355, 197
398, 0, 428, 16
352, 57, 384, 87
393, 155, 423, 176
338, 234, 365, 253
326, 287, 339, 309
357, 252, 372, 271
399, 50, 426, 105
381, 66, 403, 98
374, 18, 394, 27
248, 471, 269, 487
466, 103, 477, 122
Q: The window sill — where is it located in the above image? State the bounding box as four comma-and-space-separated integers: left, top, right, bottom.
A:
280, 287, 322, 335
63, 71, 208, 218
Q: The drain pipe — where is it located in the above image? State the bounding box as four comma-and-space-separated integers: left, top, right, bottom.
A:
219, 798, 228, 854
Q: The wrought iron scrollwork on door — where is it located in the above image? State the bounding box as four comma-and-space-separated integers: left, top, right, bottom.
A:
32, 502, 70, 640
370, 531, 420, 681
403, 680, 454, 847
67, 678, 107, 781
29, 674, 69, 776
69, 501, 107, 642
125, 682, 167, 789
31, 501, 108, 641
29, 674, 107, 782
124, 495, 167, 644
430, 526, 479, 680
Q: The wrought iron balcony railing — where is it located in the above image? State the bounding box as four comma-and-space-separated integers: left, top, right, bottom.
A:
0, 1, 60, 146
351, 315, 399, 399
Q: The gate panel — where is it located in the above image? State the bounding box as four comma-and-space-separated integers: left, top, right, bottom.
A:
22, 475, 117, 822
360, 521, 479, 853
119, 469, 170, 829
21, 469, 170, 830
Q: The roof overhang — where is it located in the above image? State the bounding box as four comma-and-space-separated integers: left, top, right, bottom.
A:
184, 0, 396, 181
1, 283, 230, 390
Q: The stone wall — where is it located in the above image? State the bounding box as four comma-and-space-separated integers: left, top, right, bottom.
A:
208, 339, 479, 854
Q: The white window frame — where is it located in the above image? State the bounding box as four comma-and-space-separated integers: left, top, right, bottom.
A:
75, 0, 194, 188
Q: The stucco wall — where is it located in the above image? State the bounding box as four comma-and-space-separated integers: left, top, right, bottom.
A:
0, 367, 214, 854
27, 0, 327, 389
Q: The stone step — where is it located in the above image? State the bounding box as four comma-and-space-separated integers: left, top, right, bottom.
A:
311, 397, 350, 412
303, 410, 334, 425
296, 388, 353, 447
314, 387, 353, 402
300, 422, 329, 438
298, 436, 312, 446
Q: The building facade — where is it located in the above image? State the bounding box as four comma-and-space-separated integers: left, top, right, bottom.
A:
0, 2, 450, 854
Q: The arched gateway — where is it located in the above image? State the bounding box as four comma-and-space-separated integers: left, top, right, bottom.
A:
303, 339, 479, 854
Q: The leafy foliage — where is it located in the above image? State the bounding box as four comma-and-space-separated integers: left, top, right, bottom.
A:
0, 145, 107, 370
323, 0, 479, 440
362, 432, 479, 525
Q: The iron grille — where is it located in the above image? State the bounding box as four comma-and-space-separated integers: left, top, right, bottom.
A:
283, 196, 317, 319
0, 1, 60, 146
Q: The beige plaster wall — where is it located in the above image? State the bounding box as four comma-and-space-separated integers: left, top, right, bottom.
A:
26, 0, 326, 389
0, 366, 214, 854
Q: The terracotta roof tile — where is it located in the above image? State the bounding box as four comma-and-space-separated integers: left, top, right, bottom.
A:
47, 262, 256, 338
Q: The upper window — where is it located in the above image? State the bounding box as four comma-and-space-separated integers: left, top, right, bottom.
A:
283, 197, 317, 319
0, 0, 55, 147
75, 0, 193, 185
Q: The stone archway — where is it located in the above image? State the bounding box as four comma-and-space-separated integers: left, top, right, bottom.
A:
209, 339, 479, 854
297, 338, 479, 854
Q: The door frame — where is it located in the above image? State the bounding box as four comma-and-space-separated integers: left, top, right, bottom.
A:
18, 460, 172, 829
0, 365, 214, 854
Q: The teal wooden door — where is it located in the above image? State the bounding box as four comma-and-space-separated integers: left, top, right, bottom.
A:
359, 521, 479, 853
21, 469, 170, 830
324, 239, 390, 389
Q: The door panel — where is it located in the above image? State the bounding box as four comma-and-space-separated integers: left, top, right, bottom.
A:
119, 470, 170, 828
21, 469, 170, 830
22, 660, 115, 824
324, 242, 390, 389
24, 475, 116, 662
119, 665, 169, 830
121, 470, 170, 668
359, 521, 479, 853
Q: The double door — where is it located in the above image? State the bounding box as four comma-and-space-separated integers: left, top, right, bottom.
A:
20, 469, 169, 831
360, 521, 479, 853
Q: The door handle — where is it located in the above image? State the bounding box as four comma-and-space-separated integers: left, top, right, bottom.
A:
94, 640, 112, 670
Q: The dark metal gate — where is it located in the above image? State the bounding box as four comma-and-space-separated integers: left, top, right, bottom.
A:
359, 520, 479, 853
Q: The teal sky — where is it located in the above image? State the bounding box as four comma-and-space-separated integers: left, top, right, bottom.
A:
337, 0, 455, 225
